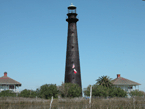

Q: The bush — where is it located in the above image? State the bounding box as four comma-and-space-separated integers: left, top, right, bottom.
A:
129, 90, 145, 97
93, 85, 109, 97
58, 83, 82, 98
37, 84, 58, 99
84, 85, 127, 97
0, 90, 16, 97
109, 87, 127, 97
19, 89, 37, 98
84, 85, 109, 97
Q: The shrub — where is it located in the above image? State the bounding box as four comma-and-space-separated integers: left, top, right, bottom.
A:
84, 85, 109, 97
58, 83, 82, 98
84, 85, 127, 97
0, 90, 16, 97
129, 90, 145, 97
37, 84, 58, 99
109, 87, 127, 97
19, 89, 37, 98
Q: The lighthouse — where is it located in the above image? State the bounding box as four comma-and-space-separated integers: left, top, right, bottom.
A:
65, 3, 82, 89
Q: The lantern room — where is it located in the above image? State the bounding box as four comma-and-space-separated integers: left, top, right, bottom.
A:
68, 3, 76, 13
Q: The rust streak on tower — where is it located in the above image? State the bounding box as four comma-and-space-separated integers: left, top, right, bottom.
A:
65, 3, 82, 89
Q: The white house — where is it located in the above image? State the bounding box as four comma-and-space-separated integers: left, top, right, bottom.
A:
0, 72, 21, 93
111, 74, 141, 97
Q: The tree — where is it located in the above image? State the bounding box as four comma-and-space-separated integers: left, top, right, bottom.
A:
67, 83, 82, 97
84, 75, 127, 98
58, 82, 82, 98
19, 89, 37, 98
92, 85, 109, 97
84, 85, 127, 97
0, 90, 16, 97
58, 82, 70, 97
96, 76, 113, 88
129, 90, 145, 97
109, 87, 127, 97
84, 85, 110, 97
37, 84, 58, 99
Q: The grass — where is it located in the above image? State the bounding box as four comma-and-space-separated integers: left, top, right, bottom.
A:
0, 96, 145, 109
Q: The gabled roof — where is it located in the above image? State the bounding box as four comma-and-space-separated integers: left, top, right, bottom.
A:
111, 74, 141, 86
0, 72, 21, 86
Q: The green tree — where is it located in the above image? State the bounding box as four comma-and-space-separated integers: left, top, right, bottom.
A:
129, 90, 145, 97
84, 85, 110, 97
84, 84, 127, 97
58, 83, 82, 98
96, 76, 113, 88
109, 87, 127, 97
38, 84, 58, 99
19, 89, 37, 98
83, 76, 127, 97
93, 85, 109, 97
0, 90, 16, 97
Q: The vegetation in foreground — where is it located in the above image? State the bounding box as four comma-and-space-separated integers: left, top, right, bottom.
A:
0, 96, 145, 109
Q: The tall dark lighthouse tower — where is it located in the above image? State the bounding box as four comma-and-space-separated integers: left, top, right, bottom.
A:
65, 3, 82, 89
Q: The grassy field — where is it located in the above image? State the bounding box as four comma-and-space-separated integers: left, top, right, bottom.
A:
0, 96, 145, 109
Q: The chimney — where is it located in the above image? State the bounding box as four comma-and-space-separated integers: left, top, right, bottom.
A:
4, 72, 7, 76
117, 74, 120, 78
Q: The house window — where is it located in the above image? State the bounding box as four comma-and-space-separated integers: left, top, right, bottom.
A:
128, 86, 132, 89
9, 85, 14, 89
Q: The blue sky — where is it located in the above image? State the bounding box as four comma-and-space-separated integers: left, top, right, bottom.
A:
0, 0, 145, 92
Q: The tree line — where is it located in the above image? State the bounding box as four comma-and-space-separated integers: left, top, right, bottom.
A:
0, 76, 144, 99
0, 83, 82, 99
